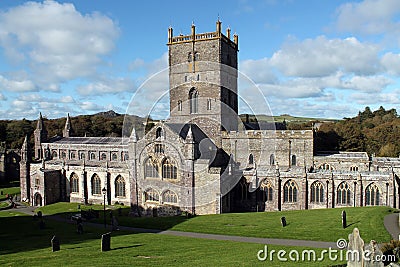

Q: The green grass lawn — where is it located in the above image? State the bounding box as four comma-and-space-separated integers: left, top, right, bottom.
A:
36, 203, 394, 243
0, 186, 20, 201
0, 211, 347, 266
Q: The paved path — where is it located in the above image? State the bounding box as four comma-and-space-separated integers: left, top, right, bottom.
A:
384, 213, 400, 240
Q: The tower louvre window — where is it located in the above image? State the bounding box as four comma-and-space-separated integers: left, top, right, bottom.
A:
189, 88, 198, 114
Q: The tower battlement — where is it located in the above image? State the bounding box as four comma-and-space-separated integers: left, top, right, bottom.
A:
167, 20, 238, 50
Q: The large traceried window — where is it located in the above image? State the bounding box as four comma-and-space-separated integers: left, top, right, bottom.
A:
189, 88, 198, 114
365, 183, 380, 206
144, 157, 159, 178
163, 190, 178, 204
162, 158, 177, 179
310, 181, 324, 203
144, 188, 159, 202
115, 175, 125, 197
284, 179, 298, 203
70, 173, 79, 193
337, 182, 351, 205
260, 180, 273, 202
91, 174, 101, 195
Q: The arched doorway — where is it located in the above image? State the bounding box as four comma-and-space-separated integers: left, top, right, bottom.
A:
34, 193, 42, 206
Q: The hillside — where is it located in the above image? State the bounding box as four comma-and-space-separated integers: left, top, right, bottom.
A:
315, 106, 400, 157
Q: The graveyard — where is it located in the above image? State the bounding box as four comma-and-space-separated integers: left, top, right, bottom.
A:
0, 203, 397, 266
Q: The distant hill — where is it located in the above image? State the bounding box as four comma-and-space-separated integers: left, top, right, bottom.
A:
3, 108, 399, 157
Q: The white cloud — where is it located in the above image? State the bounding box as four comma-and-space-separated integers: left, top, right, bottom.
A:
335, 0, 400, 35
350, 91, 400, 105
76, 77, 135, 95
0, 74, 36, 92
269, 36, 380, 77
240, 58, 276, 84
80, 101, 104, 111
0, 93, 6, 101
0, 0, 119, 88
381, 52, 400, 75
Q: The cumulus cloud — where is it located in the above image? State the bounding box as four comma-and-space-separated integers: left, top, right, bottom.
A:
335, 0, 400, 35
76, 77, 135, 95
80, 101, 104, 111
0, 0, 119, 89
0, 74, 36, 92
269, 36, 380, 77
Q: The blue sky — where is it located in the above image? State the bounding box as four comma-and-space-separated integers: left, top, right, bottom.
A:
0, 0, 400, 120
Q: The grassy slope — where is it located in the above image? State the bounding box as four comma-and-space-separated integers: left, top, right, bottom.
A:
0, 211, 346, 266
0, 186, 20, 201
37, 203, 394, 243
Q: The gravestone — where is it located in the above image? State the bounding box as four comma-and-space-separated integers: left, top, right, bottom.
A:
281, 216, 287, 227
342, 210, 347, 229
101, 233, 111, 251
112, 216, 119, 231
1, 191, 3, 195
364, 240, 384, 267
51, 235, 60, 252
37, 211, 42, 219
77, 222, 83, 234
77, 204, 80, 210
347, 228, 364, 267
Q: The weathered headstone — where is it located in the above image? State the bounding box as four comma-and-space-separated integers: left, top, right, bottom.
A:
281, 216, 287, 227
77, 222, 83, 234
347, 227, 364, 267
51, 235, 60, 252
364, 240, 384, 267
112, 216, 119, 231
101, 233, 111, 251
342, 210, 347, 229
77, 204, 80, 210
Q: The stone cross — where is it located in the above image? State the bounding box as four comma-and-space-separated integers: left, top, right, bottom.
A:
51, 235, 60, 252
347, 228, 364, 267
342, 210, 347, 229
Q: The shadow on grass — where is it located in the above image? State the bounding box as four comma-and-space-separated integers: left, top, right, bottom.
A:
0, 212, 149, 256
346, 220, 360, 229
0, 205, 192, 256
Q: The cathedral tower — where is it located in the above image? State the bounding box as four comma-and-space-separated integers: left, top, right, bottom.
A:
62, 113, 73, 138
167, 20, 239, 145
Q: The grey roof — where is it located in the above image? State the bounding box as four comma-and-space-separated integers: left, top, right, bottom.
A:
315, 151, 369, 159
46, 137, 127, 145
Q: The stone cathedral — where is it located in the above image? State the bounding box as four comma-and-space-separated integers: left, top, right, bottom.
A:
20, 21, 400, 215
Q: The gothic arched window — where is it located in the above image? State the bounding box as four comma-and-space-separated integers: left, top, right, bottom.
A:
70, 173, 79, 193
163, 190, 178, 204
144, 188, 159, 202
260, 180, 273, 202
162, 158, 177, 179
248, 154, 254, 165
284, 179, 298, 203
189, 88, 198, 114
91, 174, 101, 195
144, 157, 159, 178
115, 175, 125, 197
365, 183, 380, 206
337, 182, 351, 205
310, 181, 324, 203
